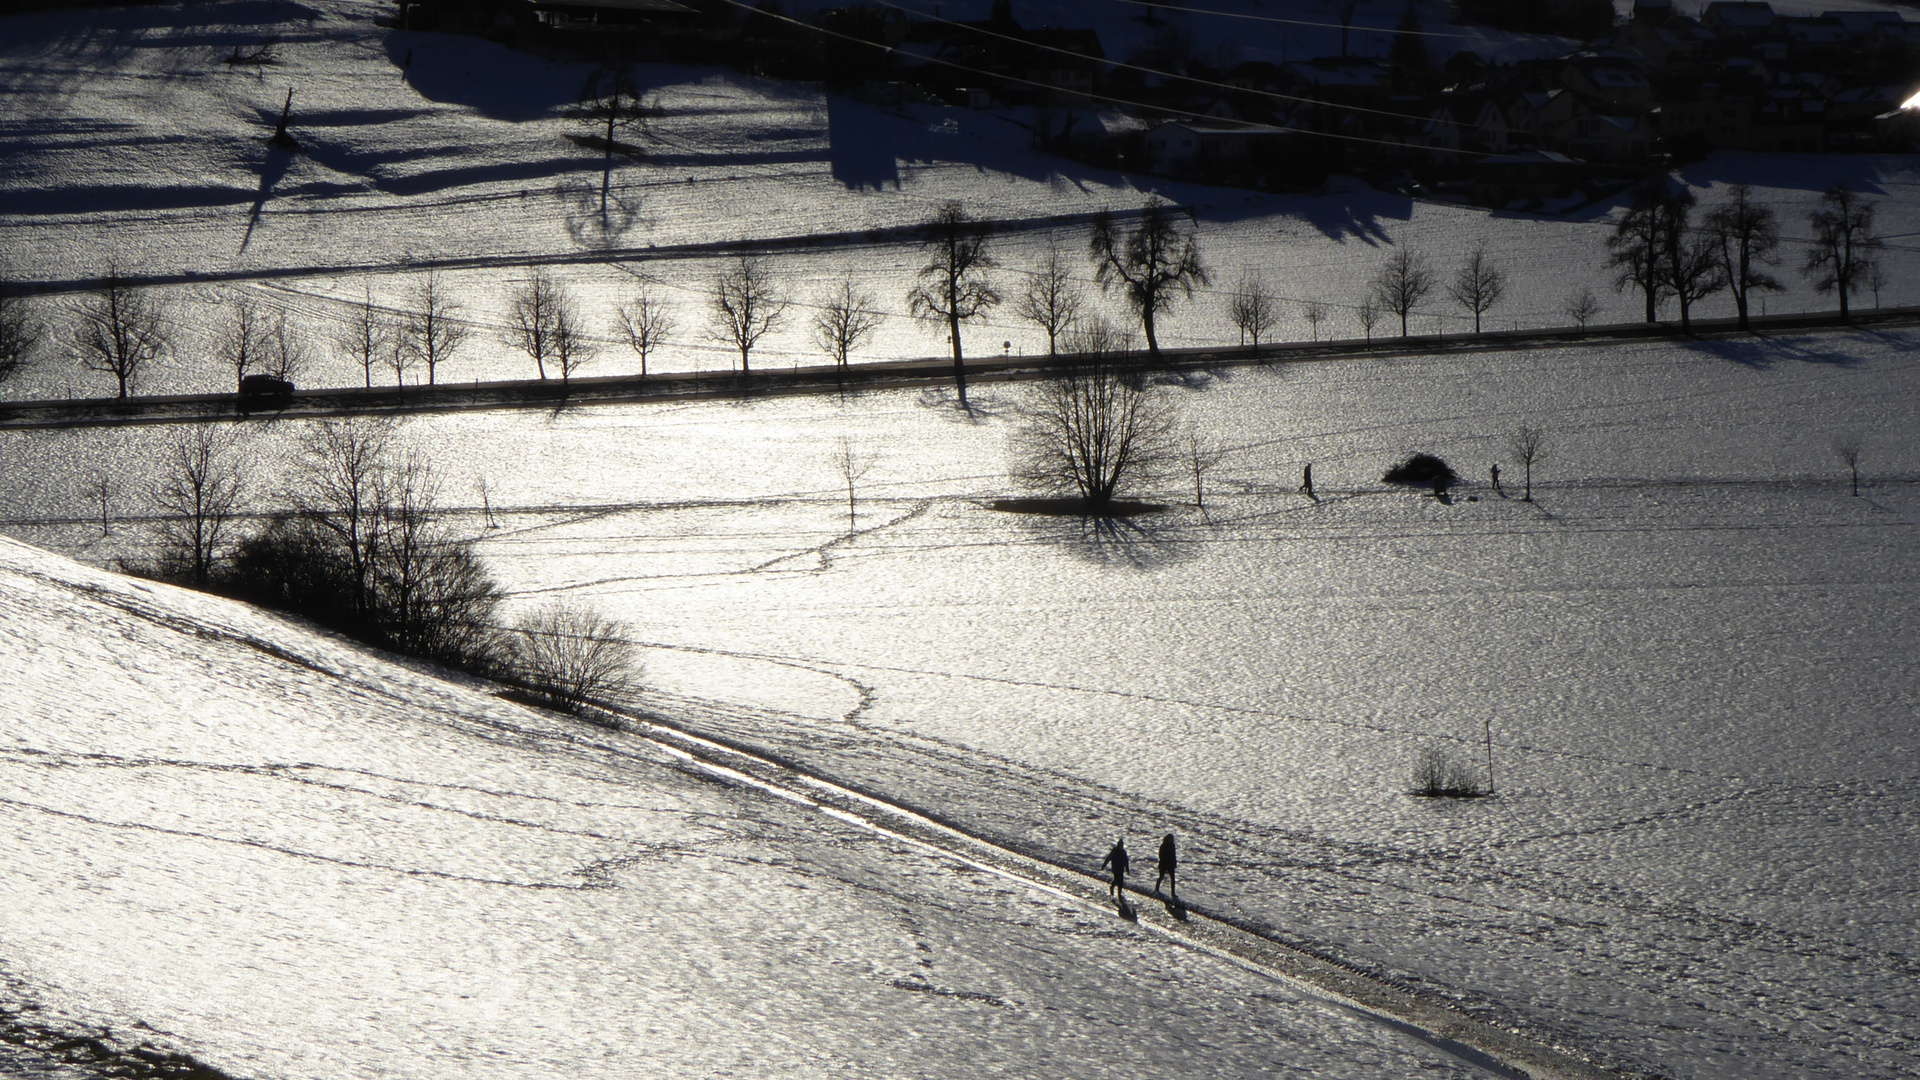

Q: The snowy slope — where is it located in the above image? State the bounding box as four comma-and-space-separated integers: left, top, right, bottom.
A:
0, 535, 1548, 1079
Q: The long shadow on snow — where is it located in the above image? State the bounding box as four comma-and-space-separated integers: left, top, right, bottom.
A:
1678, 332, 1864, 369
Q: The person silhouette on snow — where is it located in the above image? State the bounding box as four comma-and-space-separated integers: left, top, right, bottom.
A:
1490, 462, 1502, 495
1154, 834, 1178, 898
1301, 462, 1315, 499
1099, 838, 1130, 897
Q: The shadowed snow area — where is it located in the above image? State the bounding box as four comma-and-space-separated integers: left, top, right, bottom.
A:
0, 537, 1518, 1080
2, 0, 1918, 399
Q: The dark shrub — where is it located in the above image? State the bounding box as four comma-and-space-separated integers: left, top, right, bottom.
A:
1410, 746, 1487, 798
1383, 453, 1459, 489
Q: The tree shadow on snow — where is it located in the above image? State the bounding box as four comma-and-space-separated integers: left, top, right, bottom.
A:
1678, 333, 1862, 370
239, 144, 296, 254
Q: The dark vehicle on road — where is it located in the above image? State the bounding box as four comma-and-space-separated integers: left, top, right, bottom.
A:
238, 374, 295, 415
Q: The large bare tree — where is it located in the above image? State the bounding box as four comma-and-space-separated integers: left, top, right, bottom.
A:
1369, 248, 1432, 337
1011, 239, 1082, 357
1448, 244, 1506, 334
573, 64, 653, 222
706, 255, 788, 374
287, 418, 395, 621
1704, 184, 1781, 331
400, 269, 469, 386
907, 202, 1000, 409
1654, 188, 1724, 333
1012, 319, 1179, 510
1088, 198, 1209, 360
1803, 185, 1883, 322
67, 267, 169, 399
1607, 184, 1670, 323
613, 286, 674, 377
152, 426, 248, 586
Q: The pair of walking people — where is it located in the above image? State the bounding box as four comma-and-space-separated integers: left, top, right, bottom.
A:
1099, 834, 1178, 899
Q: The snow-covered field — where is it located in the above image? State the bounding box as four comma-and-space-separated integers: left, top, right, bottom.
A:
3, 0, 1918, 399
5, 1, 1920, 1078
6, 322, 1918, 1079
6, 536, 1556, 1080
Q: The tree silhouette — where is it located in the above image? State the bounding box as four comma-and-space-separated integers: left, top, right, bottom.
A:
1803, 185, 1882, 323
1089, 198, 1209, 360
907, 202, 1000, 409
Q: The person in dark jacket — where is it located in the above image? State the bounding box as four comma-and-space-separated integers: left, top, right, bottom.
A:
1098, 838, 1130, 897
1154, 834, 1178, 898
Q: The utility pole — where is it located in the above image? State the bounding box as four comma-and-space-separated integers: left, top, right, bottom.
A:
1484, 717, 1495, 796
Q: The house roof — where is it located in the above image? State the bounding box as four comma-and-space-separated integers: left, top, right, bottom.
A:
1703, 1, 1776, 26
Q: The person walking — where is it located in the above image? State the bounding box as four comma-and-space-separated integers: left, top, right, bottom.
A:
1099, 838, 1130, 898
1301, 462, 1315, 499
1154, 834, 1178, 898
1490, 462, 1502, 496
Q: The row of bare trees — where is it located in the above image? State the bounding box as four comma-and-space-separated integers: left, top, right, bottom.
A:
1608, 181, 1886, 331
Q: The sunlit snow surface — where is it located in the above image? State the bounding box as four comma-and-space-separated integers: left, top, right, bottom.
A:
0, 538, 1522, 1080
7, 330, 1919, 1079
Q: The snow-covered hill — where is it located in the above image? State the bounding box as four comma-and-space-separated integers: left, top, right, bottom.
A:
1, 534, 1556, 1079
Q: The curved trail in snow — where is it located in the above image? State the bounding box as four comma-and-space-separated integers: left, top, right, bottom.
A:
585, 696, 1622, 1080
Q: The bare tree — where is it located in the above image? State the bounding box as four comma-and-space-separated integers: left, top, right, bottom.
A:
1448, 243, 1507, 334
400, 269, 468, 386
386, 324, 413, 388
1563, 288, 1601, 333
1509, 425, 1547, 502
1369, 248, 1432, 337
152, 426, 248, 586
1012, 238, 1082, 357
66, 266, 169, 399
1012, 319, 1179, 509
830, 435, 874, 532
333, 282, 391, 389
1356, 296, 1380, 341
259, 310, 307, 382
707, 255, 788, 374
573, 64, 654, 222
1302, 300, 1329, 343
88, 475, 118, 537
812, 274, 885, 372
1181, 426, 1225, 514
503, 267, 562, 380
613, 286, 674, 377
1608, 183, 1670, 324
287, 418, 395, 621
906, 202, 1000, 408
1864, 261, 1888, 309
1831, 434, 1862, 497
1225, 272, 1277, 350
214, 292, 266, 390
547, 292, 598, 385
1804, 185, 1883, 322
1704, 184, 1781, 331
509, 602, 644, 712
1088, 198, 1209, 359
1655, 189, 1725, 333
0, 267, 42, 390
